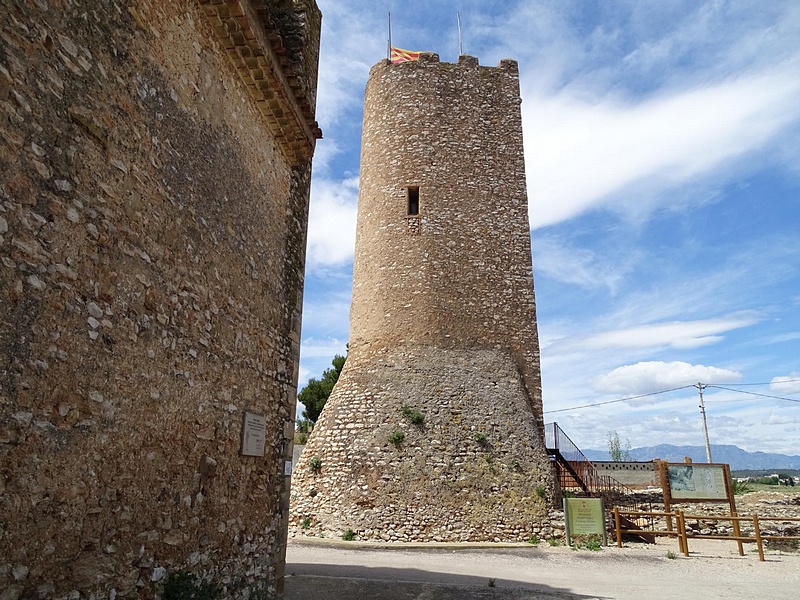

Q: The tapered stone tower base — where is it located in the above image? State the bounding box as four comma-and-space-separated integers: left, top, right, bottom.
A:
291, 346, 552, 541
290, 53, 554, 541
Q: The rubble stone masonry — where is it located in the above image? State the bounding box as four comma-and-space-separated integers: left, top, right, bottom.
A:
0, 0, 320, 597
291, 54, 554, 542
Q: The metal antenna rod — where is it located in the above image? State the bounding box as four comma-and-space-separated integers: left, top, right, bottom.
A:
457, 12, 463, 55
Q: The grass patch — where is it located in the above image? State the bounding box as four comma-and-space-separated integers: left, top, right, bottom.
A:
301, 517, 311, 530
342, 529, 355, 541
388, 430, 405, 447
666, 551, 677, 559
527, 535, 540, 545
571, 535, 603, 551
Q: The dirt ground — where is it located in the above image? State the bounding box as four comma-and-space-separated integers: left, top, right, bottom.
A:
285, 537, 800, 600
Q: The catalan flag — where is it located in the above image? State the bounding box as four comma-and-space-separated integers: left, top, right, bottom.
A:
391, 47, 421, 63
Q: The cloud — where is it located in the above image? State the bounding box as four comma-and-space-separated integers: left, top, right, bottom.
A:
770, 373, 800, 394
762, 413, 800, 426
549, 313, 759, 354
524, 60, 800, 229
306, 177, 358, 270
532, 234, 637, 294
593, 361, 742, 394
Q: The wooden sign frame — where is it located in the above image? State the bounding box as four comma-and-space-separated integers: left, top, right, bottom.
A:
657, 460, 743, 555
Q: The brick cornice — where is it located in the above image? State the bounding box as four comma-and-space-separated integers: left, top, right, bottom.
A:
198, 0, 322, 166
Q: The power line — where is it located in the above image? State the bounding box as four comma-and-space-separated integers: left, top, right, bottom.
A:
544, 380, 800, 414
543, 385, 694, 414
706, 385, 800, 404
713, 378, 800, 387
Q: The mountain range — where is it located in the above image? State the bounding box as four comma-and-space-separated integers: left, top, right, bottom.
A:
581, 444, 800, 470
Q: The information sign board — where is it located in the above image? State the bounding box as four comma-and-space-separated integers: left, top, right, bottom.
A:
667, 464, 727, 500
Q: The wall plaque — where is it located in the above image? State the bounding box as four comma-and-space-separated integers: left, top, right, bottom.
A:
241, 412, 267, 457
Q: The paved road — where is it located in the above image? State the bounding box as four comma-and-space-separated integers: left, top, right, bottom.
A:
284, 539, 800, 599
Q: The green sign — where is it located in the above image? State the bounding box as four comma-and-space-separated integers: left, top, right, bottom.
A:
565, 497, 605, 535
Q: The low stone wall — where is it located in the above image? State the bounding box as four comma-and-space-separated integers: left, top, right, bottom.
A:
592, 461, 658, 488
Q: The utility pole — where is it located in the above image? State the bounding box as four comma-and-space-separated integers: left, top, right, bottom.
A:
695, 383, 713, 463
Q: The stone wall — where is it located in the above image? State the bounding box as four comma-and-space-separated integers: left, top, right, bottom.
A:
592, 462, 658, 488
290, 55, 553, 542
0, 0, 320, 597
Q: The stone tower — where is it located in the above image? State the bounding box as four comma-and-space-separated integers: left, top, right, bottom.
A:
290, 53, 554, 542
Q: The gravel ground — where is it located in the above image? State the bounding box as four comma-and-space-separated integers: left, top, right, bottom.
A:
285, 536, 800, 600
285, 490, 799, 599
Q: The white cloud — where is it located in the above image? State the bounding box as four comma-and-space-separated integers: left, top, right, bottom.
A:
593, 361, 742, 394
532, 234, 637, 294
299, 337, 348, 359
306, 177, 358, 269
770, 373, 800, 394
524, 59, 800, 229
549, 313, 759, 354
762, 413, 800, 426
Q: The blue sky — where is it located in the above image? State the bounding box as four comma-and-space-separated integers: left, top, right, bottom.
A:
298, 0, 800, 455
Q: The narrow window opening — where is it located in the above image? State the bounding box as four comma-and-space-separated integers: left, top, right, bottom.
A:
407, 186, 419, 215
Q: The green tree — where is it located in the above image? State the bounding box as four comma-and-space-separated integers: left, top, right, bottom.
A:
607, 430, 632, 462
297, 354, 346, 424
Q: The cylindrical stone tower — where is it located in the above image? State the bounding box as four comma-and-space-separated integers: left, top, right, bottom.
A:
291, 53, 555, 542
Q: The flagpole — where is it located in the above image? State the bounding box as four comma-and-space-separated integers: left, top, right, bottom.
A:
457, 12, 463, 55
387, 12, 392, 61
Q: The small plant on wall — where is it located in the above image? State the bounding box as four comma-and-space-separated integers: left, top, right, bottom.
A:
474, 432, 488, 445
401, 404, 424, 425
308, 456, 322, 472
388, 430, 405, 447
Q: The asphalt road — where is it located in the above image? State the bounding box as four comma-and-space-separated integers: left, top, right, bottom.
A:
284, 538, 800, 600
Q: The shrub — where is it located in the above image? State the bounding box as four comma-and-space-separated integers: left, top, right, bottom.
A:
401, 404, 424, 425
731, 479, 753, 495
342, 528, 355, 541
308, 456, 322, 472
388, 430, 405, 446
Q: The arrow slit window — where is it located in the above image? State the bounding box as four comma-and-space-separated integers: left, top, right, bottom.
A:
407, 186, 419, 215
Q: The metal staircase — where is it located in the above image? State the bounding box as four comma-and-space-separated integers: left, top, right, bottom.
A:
545, 422, 655, 543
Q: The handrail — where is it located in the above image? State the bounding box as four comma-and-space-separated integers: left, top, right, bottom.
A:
546, 422, 650, 516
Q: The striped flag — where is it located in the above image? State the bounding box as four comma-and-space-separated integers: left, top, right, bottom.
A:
391, 47, 421, 63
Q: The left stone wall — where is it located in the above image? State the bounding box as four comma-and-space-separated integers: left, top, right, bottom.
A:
0, 0, 320, 597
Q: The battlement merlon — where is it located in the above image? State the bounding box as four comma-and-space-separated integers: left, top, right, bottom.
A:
370, 54, 520, 78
